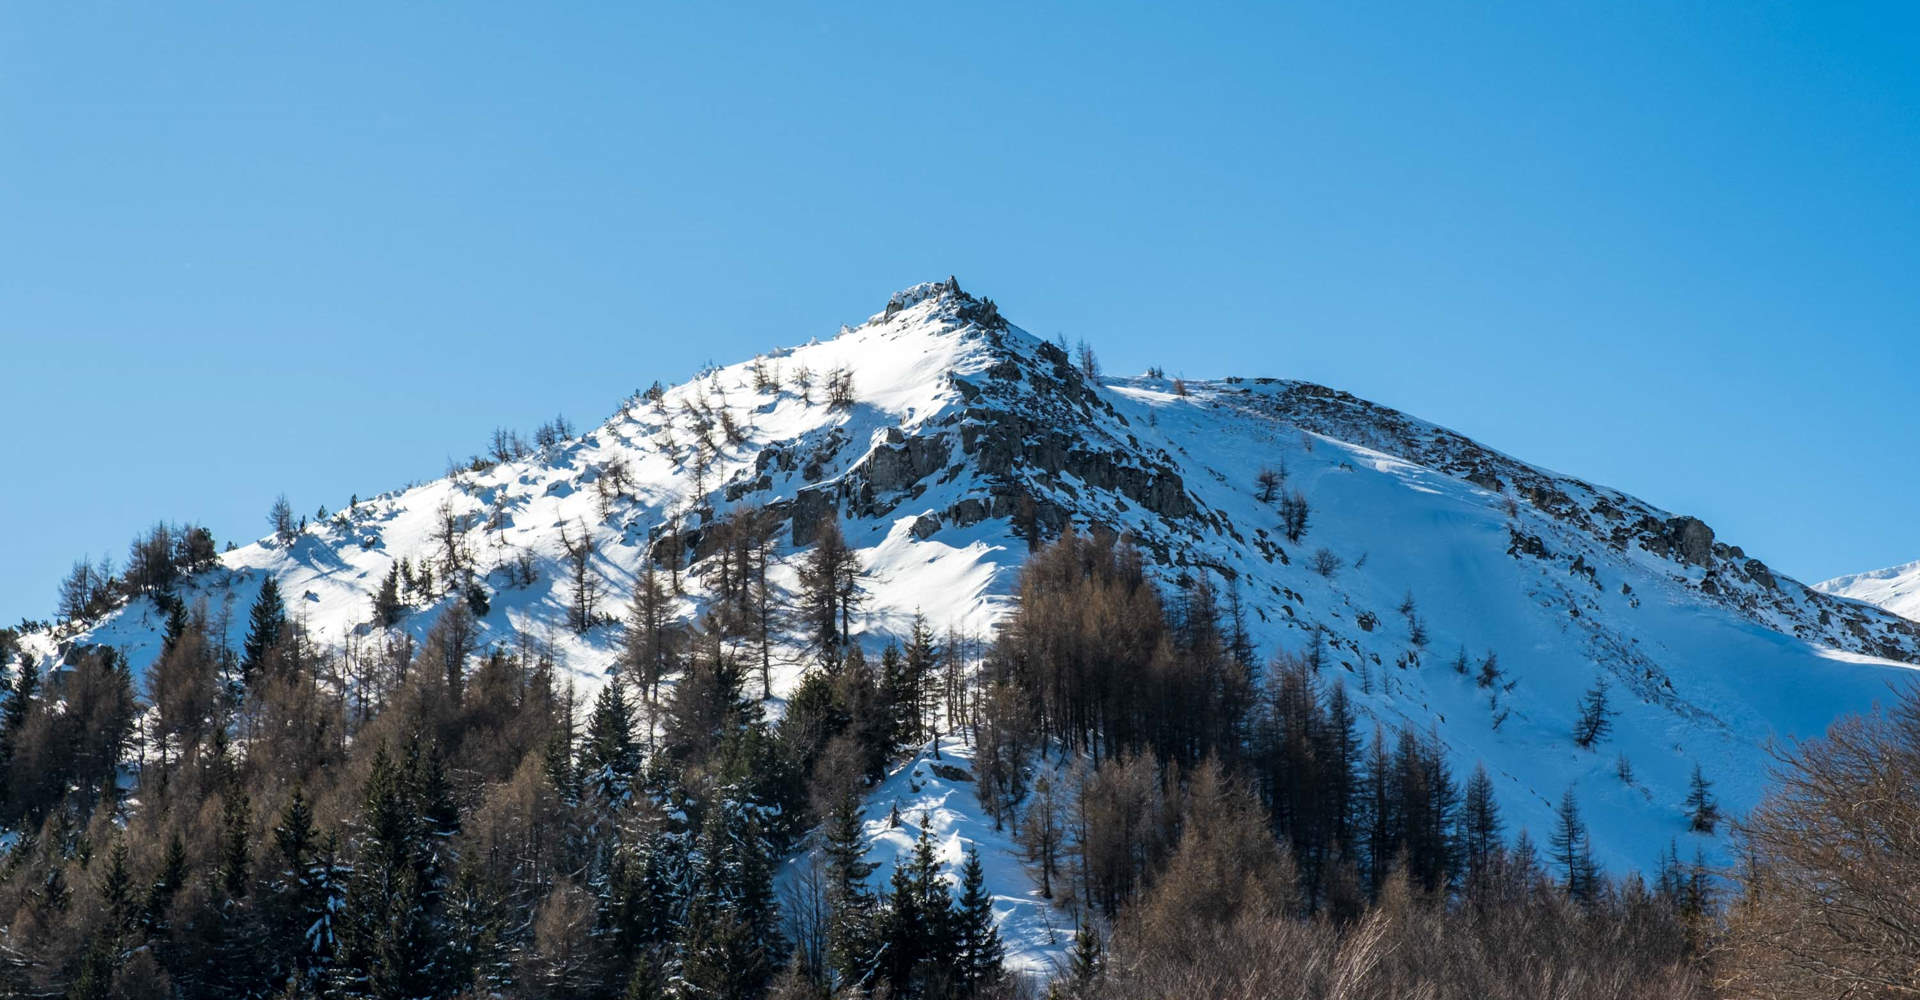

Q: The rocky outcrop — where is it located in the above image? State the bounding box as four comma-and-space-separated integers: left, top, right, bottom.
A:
790, 486, 837, 547
1664, 517, 1715, 567
863, 430, 950, 493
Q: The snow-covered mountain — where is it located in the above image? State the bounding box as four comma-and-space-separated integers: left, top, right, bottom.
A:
1817, 559, 1920, 624
17, 279, 1920, 971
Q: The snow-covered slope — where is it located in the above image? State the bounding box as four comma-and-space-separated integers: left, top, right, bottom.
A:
17, 279, 1920, 959
1817, 559, 1920, 623
781, 736, 1077, 982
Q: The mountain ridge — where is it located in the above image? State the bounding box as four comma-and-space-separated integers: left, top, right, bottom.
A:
1817, 558, 1920, 624
14, 279, 1918, 934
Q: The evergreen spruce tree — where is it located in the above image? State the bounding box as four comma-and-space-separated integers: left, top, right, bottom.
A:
68, 938, 118, 1000
878, 821, 958, 997
582, 677, 641, 811
241, 577, 288, 682
1059, 924, 1102, 999
903, 614, 940, 751
217, 791, 253, 899
1476, 651, 1502, 689
0, 654, 39, 820
264, 788, 334, 989
147, 833, 190, 934
676, 795, 784, 999
161, 596, 191, 656
954, 846, 1005, 997
371, 565, 405, 628
336, 744, 447, 1000
1684, 763, 1720, 833
878, 644, 913, 760
822, 788, 879, 990
444, 857, 508, 996
98, 838, 138, 933
600, 834, 674, 975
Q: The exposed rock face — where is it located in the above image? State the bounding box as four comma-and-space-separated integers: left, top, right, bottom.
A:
946, 333, 1201, 528
864, 433, 950, 493
947, 497, 989, 526
1665, 517, 1715, 567
771, 294, 1212, 559
790, 486, 837, 547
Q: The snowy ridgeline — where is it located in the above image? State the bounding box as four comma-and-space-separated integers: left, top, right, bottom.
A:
19, 279, 1920, 960
1818, 559, 1920, 624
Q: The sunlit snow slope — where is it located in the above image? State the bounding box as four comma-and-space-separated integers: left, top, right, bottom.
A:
1818, 559, 1920, 624
18, 279, 1920, 970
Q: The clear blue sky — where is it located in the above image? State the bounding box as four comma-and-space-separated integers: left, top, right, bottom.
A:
3, 2, 1916, 624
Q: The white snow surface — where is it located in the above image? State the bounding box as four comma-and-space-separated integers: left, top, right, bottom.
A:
16, 279, 1920, 968
780, 736, 1076, 984
1818, 559, 1920, 623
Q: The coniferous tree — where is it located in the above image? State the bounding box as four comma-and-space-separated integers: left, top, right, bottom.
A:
903, 614, 941, 751
1550, 786, 1598, 903
954, 846, 1005, 997
142, 590, 182, 655
1279, 489, 1311, 543
57, 558, 100, 623
1060, 924, 1102, 999
241, 577, 288, 682
878, 821, 957, 998
1684, 763, 1719, 833
264, 789, 335, 990
0, 654, 39, 819
218, 791, 254, 900
876, 644, 916, 760
581, 678, 640, 810
1318, 681, 1362, 860
336, 743, 447, 999
269, 494, 297, 546
797, 517, 861, 664
1020, 775, 1067, 900
98, 837, 139, 934
1477, 651, 1502, 689
147, 833, 190, 934
1459, 763, 1503, 884
821, 788, 879, 991
372, 565, 405, 628
563, 524, 599, 634
420, 599, 476, 707
677, 795, 785, 999
1255, 466, 1284, 504
1358, 729, 1396, 895
624, 562, 677, 742
1573, 678, 1614, 749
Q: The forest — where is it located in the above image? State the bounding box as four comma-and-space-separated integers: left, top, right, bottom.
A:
0, 523, 1911, 999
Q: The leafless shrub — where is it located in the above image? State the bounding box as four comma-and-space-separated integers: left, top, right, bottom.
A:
1719, 692, 1920, 997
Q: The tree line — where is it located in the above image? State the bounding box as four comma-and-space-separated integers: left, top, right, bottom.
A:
975, 531, 1719, 1000
3, 516, 1916, 999
0, 510, 1006, 1000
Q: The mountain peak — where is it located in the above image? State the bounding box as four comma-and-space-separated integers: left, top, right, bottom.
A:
866, 275, 1011, 334
20, 282, 1920, 892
